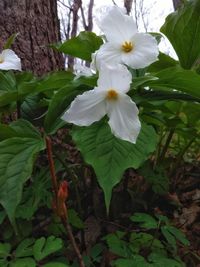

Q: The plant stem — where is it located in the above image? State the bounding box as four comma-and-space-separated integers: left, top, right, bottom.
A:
45, 136, 58, 199
170, 137, 195, 177
54, 151, 86, 249
45, 136, 85, 267
159, 128, 175, 163
62, 217, 85, 267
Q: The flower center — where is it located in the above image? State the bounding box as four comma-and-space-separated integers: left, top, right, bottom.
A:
106, 89, 118, 101
121, 41, 134, 53
0, 56, 4, 64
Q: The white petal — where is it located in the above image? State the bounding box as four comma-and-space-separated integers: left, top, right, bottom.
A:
107, 94, 141, 143
97, 61, 132, 94
121, 33, 159, 69
0, 49, 21, 71
62, 89, 106, 126
100, 6, 137, 43
91, 43, 121, 71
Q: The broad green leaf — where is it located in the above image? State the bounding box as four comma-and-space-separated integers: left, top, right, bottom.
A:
72, 121, 158, 211
161, 0, 200, 69
130, 213, 158, 229
0, 137, 44, 225
0, 119, 41, 141
146, 67, 200, 99
53, 31, 103, 61
33, 236, 63, 261
44, 85, 80, 134
10, 119, 41, 139
9, 258, 36, 267
148, 52, 178, 73
36, 71, 74, 93
15, 238, 35, 258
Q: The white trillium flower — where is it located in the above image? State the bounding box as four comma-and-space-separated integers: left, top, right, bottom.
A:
93, 6, 159, 70
62, 64, 141, 144
0, 49, 21, 71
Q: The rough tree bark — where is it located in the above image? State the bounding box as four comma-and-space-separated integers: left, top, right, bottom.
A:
172, 0, 182, 10
124, 0, 133, 15
0, 0, 64, 75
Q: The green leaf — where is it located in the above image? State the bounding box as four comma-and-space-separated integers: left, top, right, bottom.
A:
146, 66, 200, 99
9, 119, 42, 139
130, 213, 158, 229
105, 232, 129, 258
113, 256, 149, 267
9, 258, 36, 267
36, 71, 74, 93
148, 253, 185, 267
166, 226, 190, 246
138, 163, 169, 194
130, 233, 164, 255
161, 226, 177, 251
15, 238, 35, 258
0, 243, 11, 258
3, 33, 19, 49
33, 236, 63, 261
53, 31, 103, 61
44, 85, 80, 134
0, 137, 44, 225
161, 0, 200, 69
68, 209, 84, 229
148, 52, 179, 73
72, 121, 158, 211
42, 263, 70, 267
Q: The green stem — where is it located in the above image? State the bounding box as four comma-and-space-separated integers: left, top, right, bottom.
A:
170, 137, 195, 177
159, 128, 175, 163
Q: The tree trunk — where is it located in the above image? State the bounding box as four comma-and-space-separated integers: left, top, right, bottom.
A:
172, 0, 182, 10
0, 0, 64, 76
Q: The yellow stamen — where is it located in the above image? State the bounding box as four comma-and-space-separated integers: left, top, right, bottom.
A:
121, 41, 134, 53
0, 57, 4, 64
106, 89, 118, 100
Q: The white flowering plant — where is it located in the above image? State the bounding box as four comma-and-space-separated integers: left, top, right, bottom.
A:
0, 3, 199, 267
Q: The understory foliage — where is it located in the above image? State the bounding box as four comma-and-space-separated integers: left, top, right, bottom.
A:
0, 1, 200, 267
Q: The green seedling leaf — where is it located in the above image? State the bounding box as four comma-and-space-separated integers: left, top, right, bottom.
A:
15, 238, 35, 258
166, 226, 190, 246
33, 236, 63, 261
3, 33, 19, 49
130, 213, 158, 229
161, 226, 177, 251
68, 209, 84, 229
